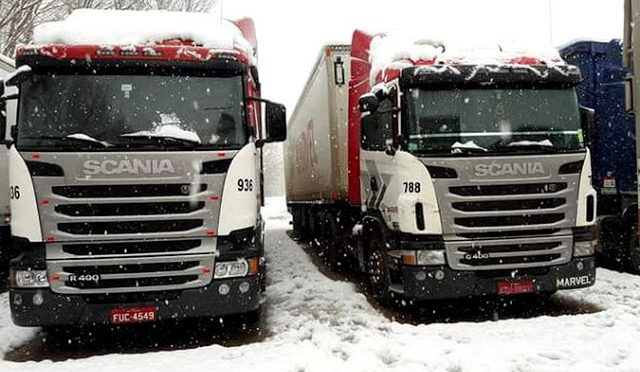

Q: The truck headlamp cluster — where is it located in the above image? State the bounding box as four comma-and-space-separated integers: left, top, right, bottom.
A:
389, 250, 446, 266
14, 270, 50, 288
416, 250, 446, 266
574, 241, 596, 257
214, 259, 259, 279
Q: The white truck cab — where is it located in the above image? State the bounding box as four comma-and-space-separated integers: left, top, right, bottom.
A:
0, 54, 16, 276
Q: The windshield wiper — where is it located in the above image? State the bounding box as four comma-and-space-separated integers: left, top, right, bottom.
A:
116, 135, 200, 148
494, 143, 559, 153
21, 136, 109, 148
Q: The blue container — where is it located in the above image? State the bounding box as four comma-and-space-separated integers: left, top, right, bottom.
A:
560, 40, 636, 196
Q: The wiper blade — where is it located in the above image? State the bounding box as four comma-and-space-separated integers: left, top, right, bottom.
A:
21, 135, 109, 148
118, 135, 200, 147
495, 144, 559, 153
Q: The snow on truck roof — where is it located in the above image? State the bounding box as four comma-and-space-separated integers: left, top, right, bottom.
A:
32, 9, 255, 64
369, 32, 566, 85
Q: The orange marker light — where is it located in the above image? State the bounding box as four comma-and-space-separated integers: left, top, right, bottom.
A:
249, 258, 259, 275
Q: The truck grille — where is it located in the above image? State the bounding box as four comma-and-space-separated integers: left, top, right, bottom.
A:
449, 183, 567, 196
48, 255, 214, 294
27, 151, 236, 295
52, 184, 207, 198
55, 202, 206, 217
58, 220, 204, 235
445, 237, 572, 270
423, 154, 585, 272
62, 240, 202, 256
442, 181, 574, 270
67, 276, 199, 290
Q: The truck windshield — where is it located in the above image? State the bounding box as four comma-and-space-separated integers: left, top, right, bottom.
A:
17, 74, 247, 151
404, 88, 584, 155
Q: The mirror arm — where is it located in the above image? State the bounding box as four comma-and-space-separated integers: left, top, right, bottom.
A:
0, 93, 18, 103
247, 96, 273, 105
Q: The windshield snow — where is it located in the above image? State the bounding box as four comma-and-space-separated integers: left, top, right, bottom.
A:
405, 88, 584, 154
17, 73, 246, 151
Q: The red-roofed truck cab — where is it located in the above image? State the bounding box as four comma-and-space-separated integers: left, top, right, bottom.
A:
2, 13, 286, 326
285, 30, 596, 305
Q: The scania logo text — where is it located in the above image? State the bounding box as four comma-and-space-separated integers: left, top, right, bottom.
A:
83, 159, 176, 175
474, 162, 545, 177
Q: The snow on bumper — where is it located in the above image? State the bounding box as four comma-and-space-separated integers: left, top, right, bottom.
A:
9, 276, 262, 327
398, 257, 596, 300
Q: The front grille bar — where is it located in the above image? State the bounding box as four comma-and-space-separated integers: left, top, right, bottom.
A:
48, 254, 215, 294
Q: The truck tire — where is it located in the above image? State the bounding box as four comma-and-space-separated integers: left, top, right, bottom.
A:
365, 229, 393, 305
627, 224, 640, 274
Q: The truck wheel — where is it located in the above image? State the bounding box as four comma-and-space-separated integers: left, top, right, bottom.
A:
365, 232, 393, 305
627, 224, 640, 274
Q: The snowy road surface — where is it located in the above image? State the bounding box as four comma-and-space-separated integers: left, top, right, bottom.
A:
1, 198, 640, 372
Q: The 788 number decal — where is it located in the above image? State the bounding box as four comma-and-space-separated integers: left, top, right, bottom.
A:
403, 182, 421, 193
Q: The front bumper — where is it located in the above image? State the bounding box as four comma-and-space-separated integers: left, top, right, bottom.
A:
397, 256, 596, 300
10, 276, 262, 327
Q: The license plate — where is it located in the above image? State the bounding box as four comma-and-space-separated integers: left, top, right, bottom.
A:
109, 307, 157, 324
497, 280, 534, 295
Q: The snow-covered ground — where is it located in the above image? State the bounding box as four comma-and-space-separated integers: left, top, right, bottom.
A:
1, 198, 640, 371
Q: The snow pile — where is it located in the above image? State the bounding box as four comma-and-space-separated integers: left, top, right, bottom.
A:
0, 294, 37, 357
369, 31, 565, 84
33, 9, 254, 61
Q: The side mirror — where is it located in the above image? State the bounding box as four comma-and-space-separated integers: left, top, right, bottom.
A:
265, 101, 287, 143
358, 94, 379, 113
579, 106, 596, 148
6, 66, 32, 87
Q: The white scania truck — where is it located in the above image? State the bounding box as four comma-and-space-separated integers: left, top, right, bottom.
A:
286, 32, 598, 304
0, 54, 16, 278
3, 11, 286, 326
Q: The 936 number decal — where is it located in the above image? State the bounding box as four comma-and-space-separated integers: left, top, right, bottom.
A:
237, 179, 254, 192
9, 186, 20, 200
403, 182, 421, 193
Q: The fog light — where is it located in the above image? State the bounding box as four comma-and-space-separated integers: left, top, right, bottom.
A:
13, 294, 22, 306
415, 271, 427, 281
434, 270, 445, 281
574, 241, 595, 257
576, 261, 584, 271
218, 284, 230, 295
32, 292, 44, 306
239, 282, 250, 293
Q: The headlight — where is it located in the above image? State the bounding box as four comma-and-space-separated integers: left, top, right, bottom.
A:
389, 250, 446, 266
416, 250, 446, 266
574, 241, 595, 257
14, 270, 49, 288
214, 260, 250, 279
